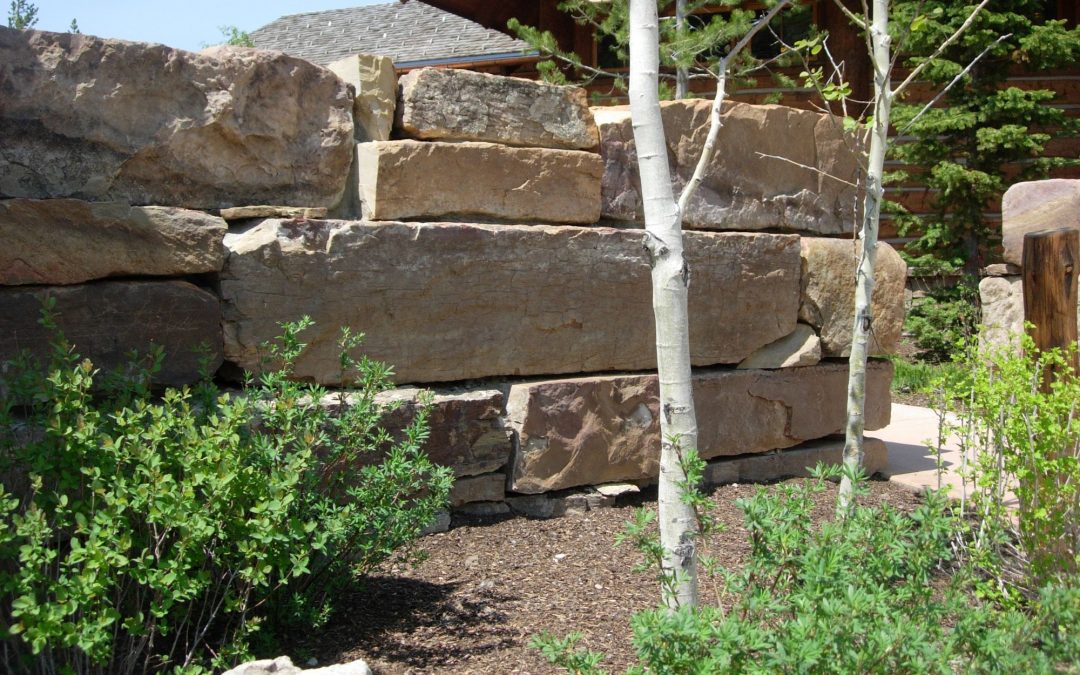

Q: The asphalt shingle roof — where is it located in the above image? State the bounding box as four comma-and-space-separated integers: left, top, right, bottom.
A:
251, 1, 535, 67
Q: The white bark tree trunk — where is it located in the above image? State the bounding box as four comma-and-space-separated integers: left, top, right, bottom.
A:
838, 0, 892, 511
628, 0, 699, 609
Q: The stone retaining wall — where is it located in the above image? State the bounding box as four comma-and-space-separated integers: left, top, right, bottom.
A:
0, 27, 905, 522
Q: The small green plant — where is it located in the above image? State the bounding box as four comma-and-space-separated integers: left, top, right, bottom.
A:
6, 0, 37, 29
0, 308, 451, 673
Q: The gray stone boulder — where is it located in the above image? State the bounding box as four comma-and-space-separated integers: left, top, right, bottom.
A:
799, 238, 907, 356
595, 100, 861, 233
507, 361, 893, 493
0, 29, 353, 209
220, 220, 800, 384
355, 141, 603, 224
396, 67, 599, 150
0, 280, 222, 386
0, 199, 226, 285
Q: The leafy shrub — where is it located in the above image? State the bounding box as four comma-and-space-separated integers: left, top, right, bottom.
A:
536, 468, 1080, 673
906, 277, 981, 362
935, 330, 1080, 586
0, 310, 451, 673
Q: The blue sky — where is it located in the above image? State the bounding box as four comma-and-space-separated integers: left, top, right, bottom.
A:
26, 1, 387, 52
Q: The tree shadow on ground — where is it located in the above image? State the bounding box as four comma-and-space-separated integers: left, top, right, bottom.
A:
302, 574, 521, 671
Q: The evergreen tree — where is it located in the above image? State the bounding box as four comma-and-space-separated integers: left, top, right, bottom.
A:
888, 0, 1080, 273
7, 0, 38, 29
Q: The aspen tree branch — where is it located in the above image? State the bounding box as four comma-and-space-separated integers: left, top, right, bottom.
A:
753, 153, 860, 188
677, 0, 791, 214
892, 0, 992, 98
896, 33, 1011, 135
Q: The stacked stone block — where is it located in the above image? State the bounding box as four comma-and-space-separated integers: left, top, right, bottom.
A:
0, 27, 906, 525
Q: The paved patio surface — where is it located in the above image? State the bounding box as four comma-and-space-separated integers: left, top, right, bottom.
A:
876, 403, 968, 499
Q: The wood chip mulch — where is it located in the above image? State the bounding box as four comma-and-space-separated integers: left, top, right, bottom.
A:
292, 478, 923, 674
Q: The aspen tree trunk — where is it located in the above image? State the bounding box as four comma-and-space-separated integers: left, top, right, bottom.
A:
628, 0, 699, 608
838, 0, 891, 511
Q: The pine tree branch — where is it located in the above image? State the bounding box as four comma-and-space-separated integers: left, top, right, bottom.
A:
896, 33, 1012, 136
892, 0, 992, 98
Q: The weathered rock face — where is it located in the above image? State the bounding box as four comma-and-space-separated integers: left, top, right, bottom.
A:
799, 238, 907, 356
371, 387, 512, 477
450, 472, 506, 506
979, 276, 1024, 350
0, 199, 226, 285
0, 280, 222, 386
508, 361, 893, 493
595, 100, 861, 233
1002, 179, 1080, 266
356, 141, 603, 224
220, 206, 328, 221
737, 323, 821, 369
703, 436, 888, 486
0, 29, 354, 208
221, 220, 800, 384
328, 53, 397, 142
396, 68, 599, 150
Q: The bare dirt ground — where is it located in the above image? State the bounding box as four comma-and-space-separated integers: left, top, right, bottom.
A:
292, 478, 923, 674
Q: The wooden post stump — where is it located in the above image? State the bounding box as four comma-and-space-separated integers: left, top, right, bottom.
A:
1022, 227, 1079, 376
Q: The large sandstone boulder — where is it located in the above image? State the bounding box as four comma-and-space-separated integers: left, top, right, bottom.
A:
799, 238, 907, 356
327, 53, 397, 142
0, 280, 222, 386
1002, 179, 1080, 266
221, 220, 800, 384
0, 199, 226, 285
595, 100, 861, 233
508, 361, 893, 493
395, 68, 599, 150
0, 29, 353, 208
355, 141, 602, 224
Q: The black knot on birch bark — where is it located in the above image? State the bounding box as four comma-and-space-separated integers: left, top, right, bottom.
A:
642, 232, 668, 267
681, 261, 691, 288
860, 310, 873, 333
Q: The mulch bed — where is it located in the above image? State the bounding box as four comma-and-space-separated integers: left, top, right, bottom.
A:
292, 478, 923, 674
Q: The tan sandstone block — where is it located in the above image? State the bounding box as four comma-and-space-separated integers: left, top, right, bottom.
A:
595, 100, 861, 234
221, 220, 800, 385
0, 198, 226, 285
328, 53, 397, 142
799, 238, 907, 356
355, 141, 603, 224
396, 67, 598, 150
702, 437, 888, 486
507, 361, 893, 493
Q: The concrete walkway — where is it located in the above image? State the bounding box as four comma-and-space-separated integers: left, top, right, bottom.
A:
876, 403, 968, 499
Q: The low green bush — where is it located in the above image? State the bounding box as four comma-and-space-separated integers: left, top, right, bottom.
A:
0, 309, 451, 673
